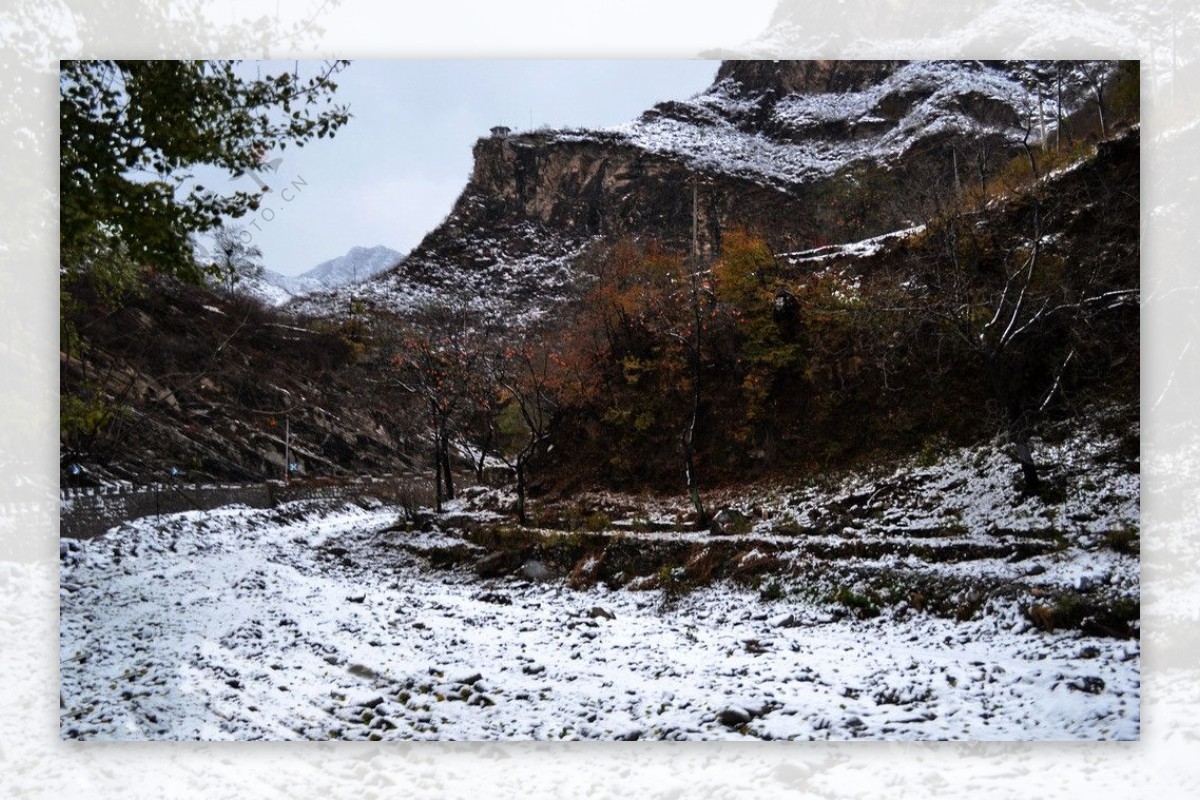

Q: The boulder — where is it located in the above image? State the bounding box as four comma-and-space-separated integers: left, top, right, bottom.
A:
521, 560, 555, 581
709, 508, 752, 536
717, 706, 752, 727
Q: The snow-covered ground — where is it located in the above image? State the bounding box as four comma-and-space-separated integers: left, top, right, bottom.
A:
60, 420, 1139, 741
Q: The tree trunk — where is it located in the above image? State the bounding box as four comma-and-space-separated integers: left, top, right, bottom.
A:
515, 460, 527, 525
474, 429, 492, 483
440, 432, 455, 501
987, 361, 1041, 495
682, 404, 707, 526
1055, 66, 1064, 151
433, 437, 443, 513
1013, 431, 1040, 493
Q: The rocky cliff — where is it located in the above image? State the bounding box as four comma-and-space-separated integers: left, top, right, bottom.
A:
294, 60, 1107, 321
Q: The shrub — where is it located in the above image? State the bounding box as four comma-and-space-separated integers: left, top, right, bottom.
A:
831, 586, 879, 619
1027, 590, 1139, 637
1101, 526, 1139, 555
394, 478, 436, 518
760, 579, 786, 601
583, 511, 612, 532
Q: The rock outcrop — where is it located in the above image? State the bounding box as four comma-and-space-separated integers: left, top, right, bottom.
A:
295, 60, 1109, 322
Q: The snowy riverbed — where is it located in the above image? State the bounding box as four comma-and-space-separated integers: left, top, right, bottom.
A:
60, 476, 1138, 741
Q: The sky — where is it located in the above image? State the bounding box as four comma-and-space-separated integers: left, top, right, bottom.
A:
228, 60, 721, 275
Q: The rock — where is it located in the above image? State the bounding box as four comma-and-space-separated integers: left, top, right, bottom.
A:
474, 551, 522, 578
521, 560, 554, 581
717, 706, 752, 727
346, 593, 366, 603
588, 606, 615, 620
709, 508, 751, 536
347, 663, 382, 681
1067, 676, 1106, 694
1074, 572, 1110, 592
356, 695, 385, 710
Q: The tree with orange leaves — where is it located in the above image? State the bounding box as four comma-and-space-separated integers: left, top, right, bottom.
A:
561, 236, 716, 523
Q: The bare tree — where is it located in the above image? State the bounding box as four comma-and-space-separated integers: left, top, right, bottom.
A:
679, 183, 712, 525
1076, 61, 1114, 138
211, 225, 263, 293
390, 302, 485, 512
908, 133, 1138, 491
487, 330, 560, 525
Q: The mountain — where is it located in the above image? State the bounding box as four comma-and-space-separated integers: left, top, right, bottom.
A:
293, 60, 1108, 320
238, 245, 402, 306
60, 60, 1136, 487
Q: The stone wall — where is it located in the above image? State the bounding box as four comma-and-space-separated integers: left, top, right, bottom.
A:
59, 476, 430, 540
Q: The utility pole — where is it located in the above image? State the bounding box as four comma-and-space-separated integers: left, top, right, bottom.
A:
952, 148, 960, 198
683, 180, 707, 526
284, 415, 291, 484
692, 182, 699, 262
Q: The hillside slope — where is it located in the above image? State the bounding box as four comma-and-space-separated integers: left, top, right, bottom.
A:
60, 281, 409, 486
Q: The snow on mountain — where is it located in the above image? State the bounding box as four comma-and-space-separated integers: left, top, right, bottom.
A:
228, 271, 296, 307
285, 245, 403, 294
239, 245, 402, 306
290, 222, 589, 323
574, 61, 1103, 189
296, 60, 1111, 321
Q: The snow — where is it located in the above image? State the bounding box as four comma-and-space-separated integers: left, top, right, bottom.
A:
292, 222, 591, 321
553, 61, 1099, 191
780, 224, 925, 265
61, 417, 1139, 741
235, 246, 403, 308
